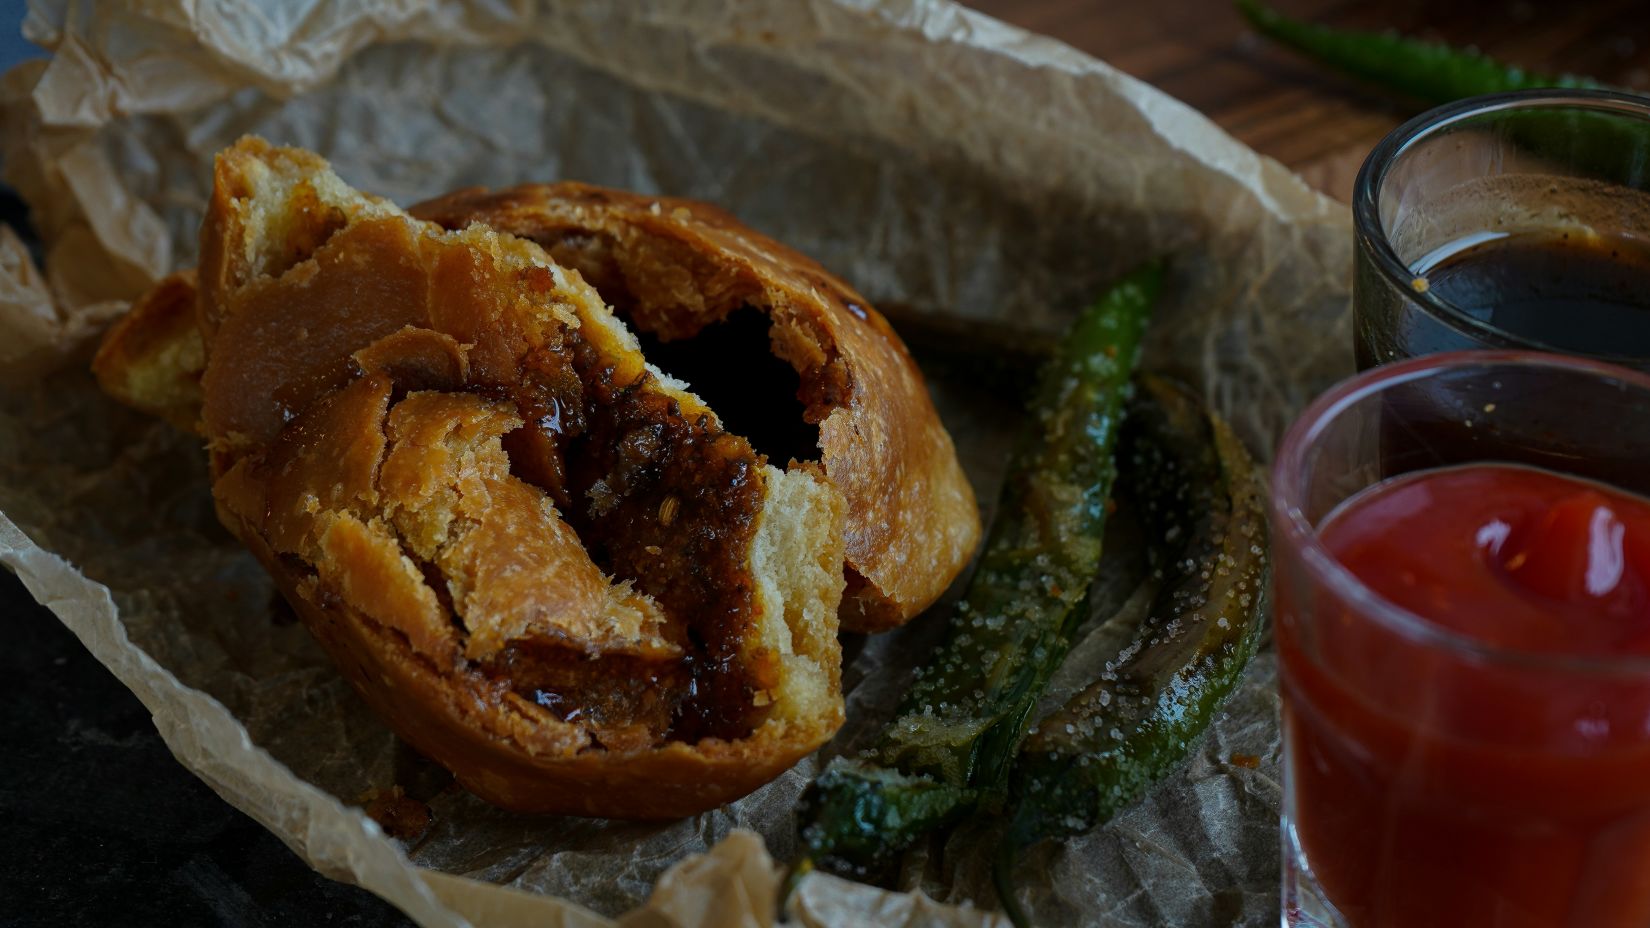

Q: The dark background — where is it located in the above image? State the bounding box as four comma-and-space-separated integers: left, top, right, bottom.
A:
1, 572, 413, 927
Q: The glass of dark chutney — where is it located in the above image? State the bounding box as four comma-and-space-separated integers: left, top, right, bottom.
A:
1354, 89, 1650, 371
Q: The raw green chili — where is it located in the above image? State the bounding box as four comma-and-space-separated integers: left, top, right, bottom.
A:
1237, 0, 1605, 104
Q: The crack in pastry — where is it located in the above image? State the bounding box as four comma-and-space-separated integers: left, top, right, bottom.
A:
186, 138, 846, 818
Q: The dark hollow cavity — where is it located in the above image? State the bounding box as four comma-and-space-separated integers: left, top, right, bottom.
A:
631, 309, 820, 467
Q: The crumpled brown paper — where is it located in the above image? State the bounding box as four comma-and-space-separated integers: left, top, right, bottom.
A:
0, 1, 1353, 925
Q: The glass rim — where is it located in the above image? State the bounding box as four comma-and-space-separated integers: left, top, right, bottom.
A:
1352, 88, 1650, 367
1271, 348, 1650, 675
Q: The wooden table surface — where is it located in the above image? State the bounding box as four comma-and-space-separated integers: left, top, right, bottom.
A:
966, 0, 1650, 202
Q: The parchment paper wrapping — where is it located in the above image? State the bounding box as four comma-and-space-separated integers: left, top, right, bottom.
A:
0, 2, 1354, 925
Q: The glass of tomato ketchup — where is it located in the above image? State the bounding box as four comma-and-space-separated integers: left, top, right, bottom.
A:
1273, 349, 1650, 928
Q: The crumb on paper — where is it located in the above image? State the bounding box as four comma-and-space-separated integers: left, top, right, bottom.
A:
361, 786, 433, 842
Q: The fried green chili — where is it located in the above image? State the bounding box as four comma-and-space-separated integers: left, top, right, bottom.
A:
795, 262, 1163, 879
995, 376, 1270, 928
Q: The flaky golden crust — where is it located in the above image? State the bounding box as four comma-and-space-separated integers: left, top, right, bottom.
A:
182, 138, 845, 818
91, 270, 204, 431
410, 184, 981, 631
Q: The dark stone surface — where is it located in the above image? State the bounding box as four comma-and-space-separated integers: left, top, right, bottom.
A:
0, 174, 414, 928
1, 556, 417, 928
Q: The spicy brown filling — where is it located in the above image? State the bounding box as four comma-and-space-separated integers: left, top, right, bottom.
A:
492, 336, 772, 743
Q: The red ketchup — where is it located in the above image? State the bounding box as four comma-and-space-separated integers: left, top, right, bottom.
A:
1278, 463, 1650, 928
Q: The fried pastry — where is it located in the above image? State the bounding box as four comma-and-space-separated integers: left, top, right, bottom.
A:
175, 138, 848, 817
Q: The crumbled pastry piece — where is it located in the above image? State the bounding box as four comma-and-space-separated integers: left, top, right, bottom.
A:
92, 270, 205, 431
359, 786, 432, 842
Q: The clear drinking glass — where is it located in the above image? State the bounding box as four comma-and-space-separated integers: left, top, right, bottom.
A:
1353, 89, 1650, 371
1271, 350, 1650, 928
